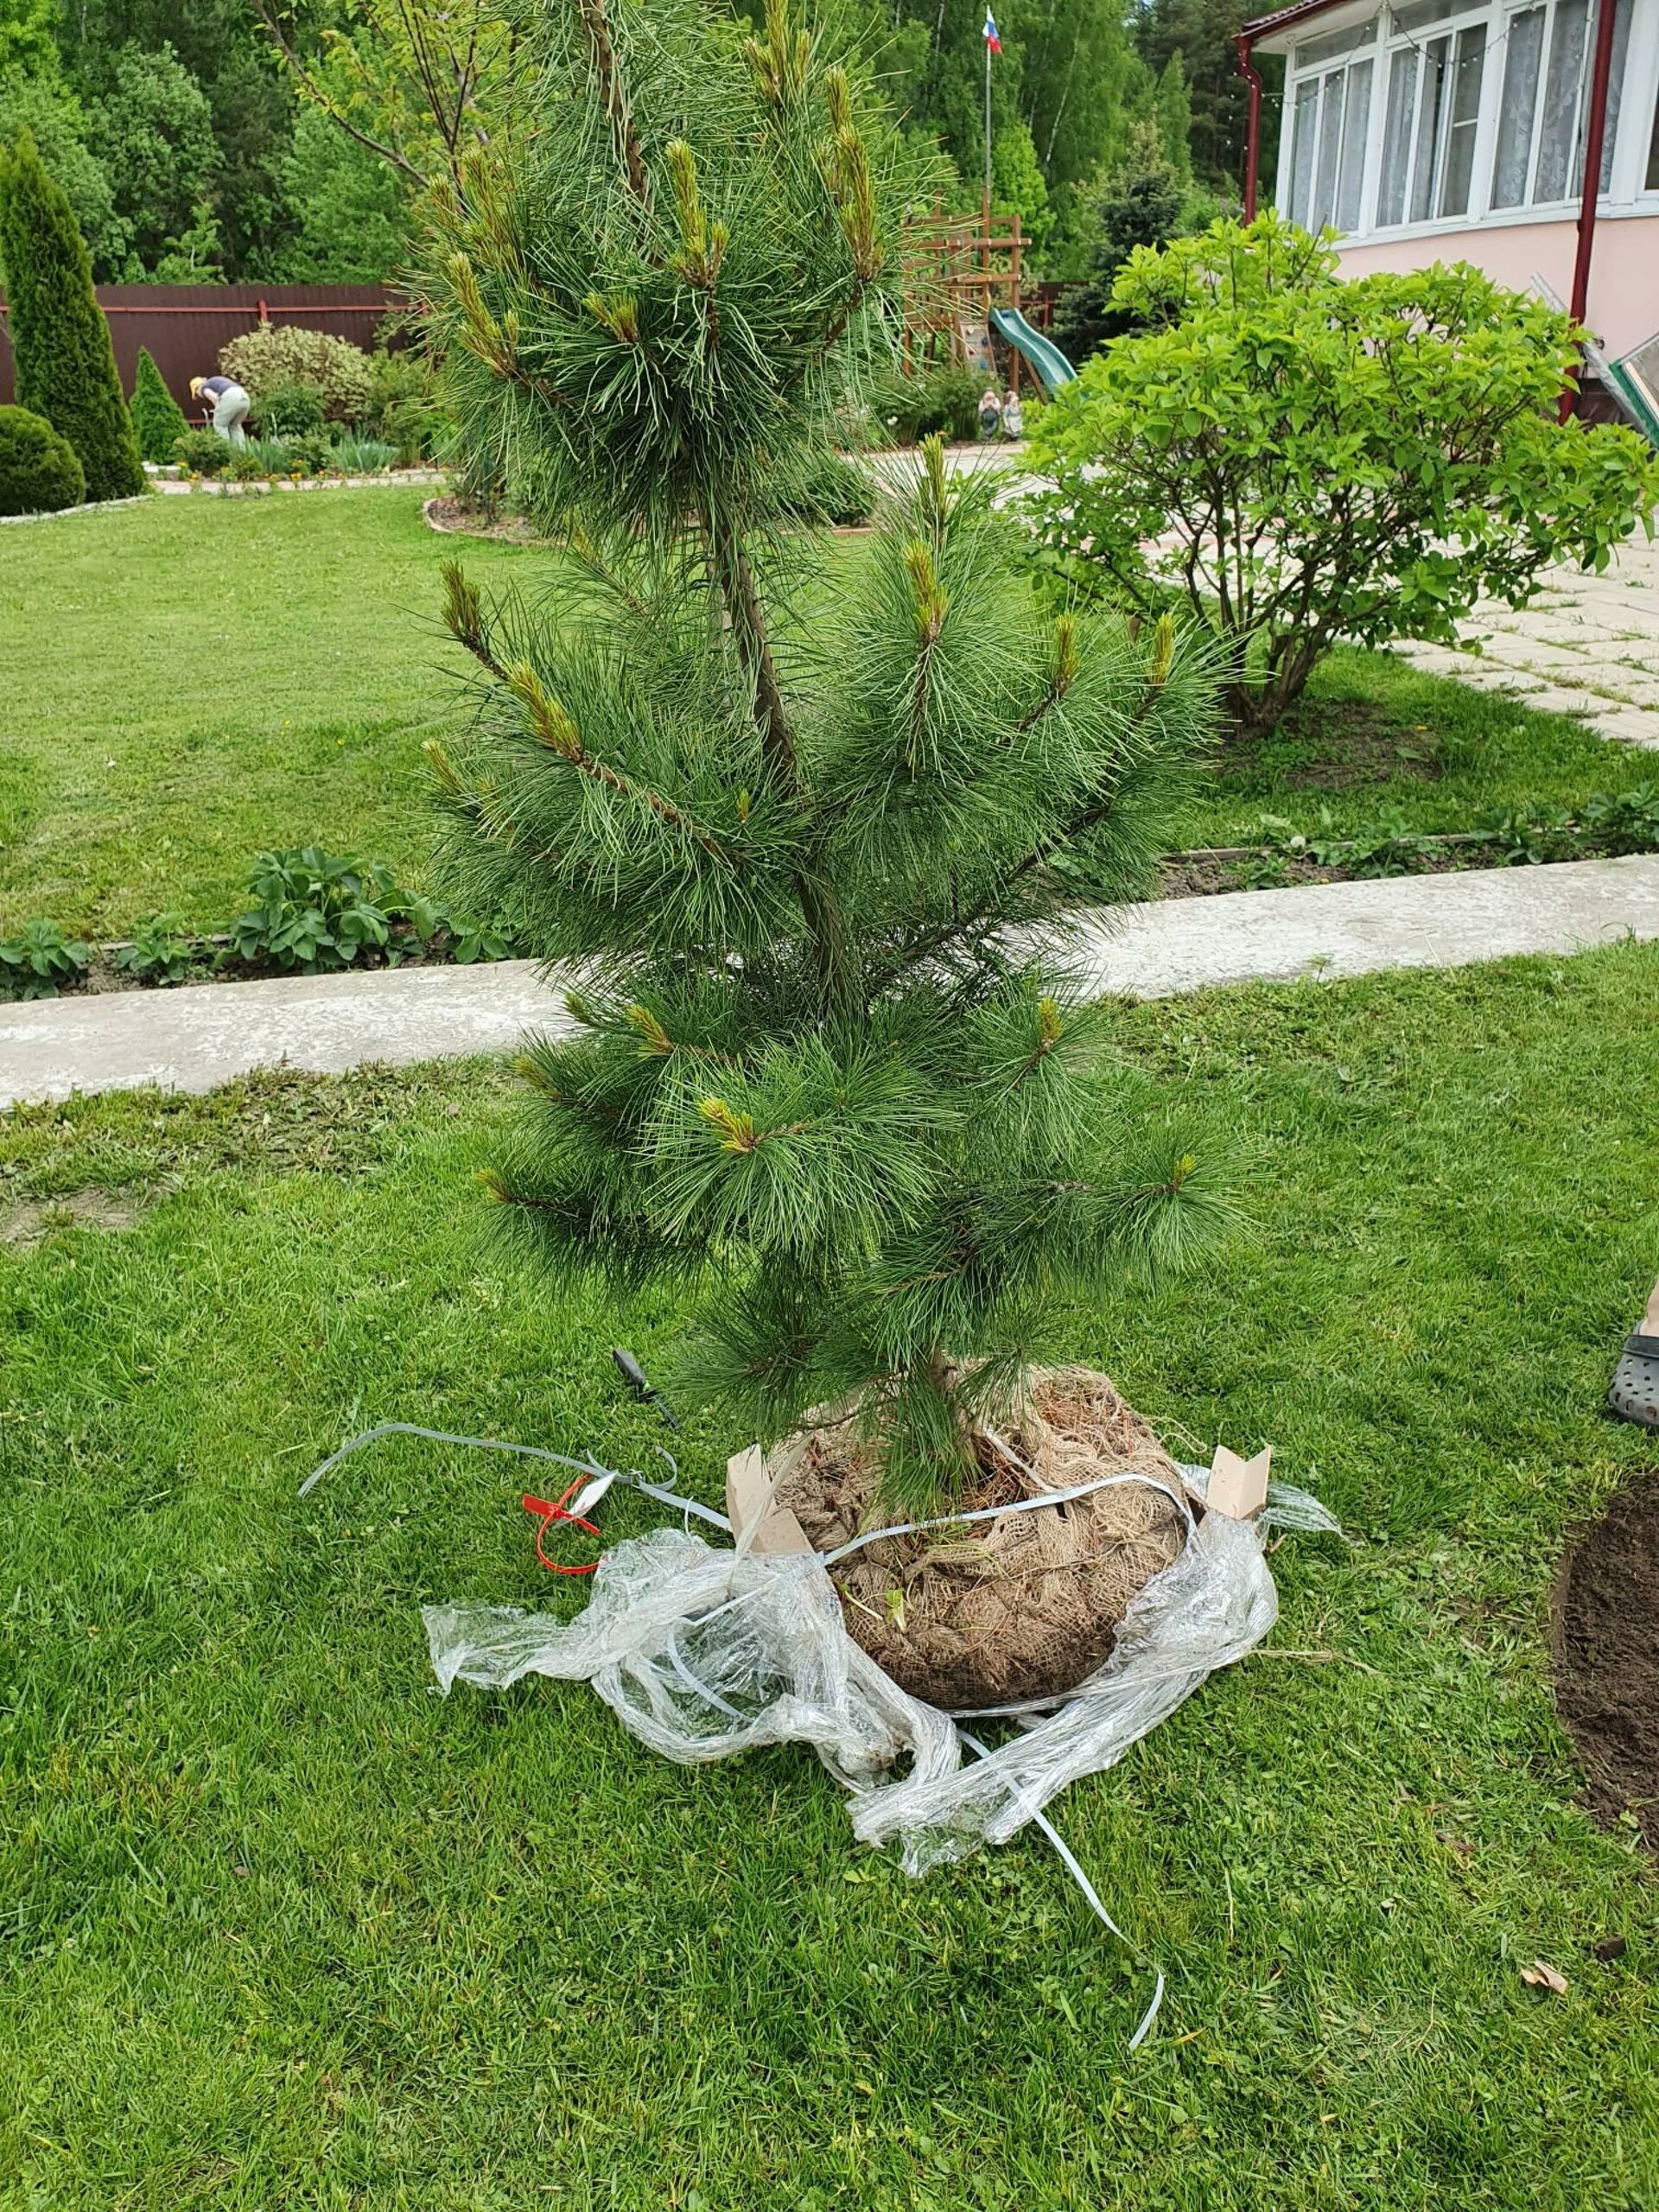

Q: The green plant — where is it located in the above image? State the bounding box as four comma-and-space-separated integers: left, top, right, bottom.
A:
424, 0, 1222, 1513
1582, 783, 1659, 855
0, 402, 85, 514
222, 449, 270, 483
1482, 801, 1580, 866
245, 434, 297, 475
129, 346, 188, 464
0, 129, 144, 501
257, 378, 327, 438
0, 917, 91, 998
867, 360, 982, 446
228, 848, 401, 972
112, 912, 197, 983
779, 448, 874, 525
171, 427, 233, 476
327, 434, 399, 474
219, 324, 374, 423
1027, 214, 1659, 738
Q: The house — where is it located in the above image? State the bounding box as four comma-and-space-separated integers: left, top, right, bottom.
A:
1235, 0, 1659, 392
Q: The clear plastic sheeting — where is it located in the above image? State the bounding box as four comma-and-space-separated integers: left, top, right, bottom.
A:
423, 1465, 1341, 1878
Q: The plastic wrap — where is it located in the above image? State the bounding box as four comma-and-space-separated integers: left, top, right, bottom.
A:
423, 1465, 1339, 1878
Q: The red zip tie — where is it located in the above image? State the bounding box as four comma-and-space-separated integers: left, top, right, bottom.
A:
520, 1478, 603, 1574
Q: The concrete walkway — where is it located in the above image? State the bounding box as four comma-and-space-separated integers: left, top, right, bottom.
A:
5, 856, 1658, 1110
1396, 533, 1659, 749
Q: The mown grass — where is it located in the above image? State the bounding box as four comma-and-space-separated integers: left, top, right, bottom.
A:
1177, 639, 1659, 850
3, 490, 1655, 939
0, 491, 543, 938
4, 944, 1659, 2209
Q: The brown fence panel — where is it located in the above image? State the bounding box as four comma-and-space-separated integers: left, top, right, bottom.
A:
0, 283, 409, 410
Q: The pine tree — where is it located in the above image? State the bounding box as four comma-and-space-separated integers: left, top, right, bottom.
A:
0, 130, 144, 501
129, 346, 188, 463
425, 0, 1225, 1512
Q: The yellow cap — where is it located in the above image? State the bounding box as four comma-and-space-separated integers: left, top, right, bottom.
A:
188, 377, 206, 397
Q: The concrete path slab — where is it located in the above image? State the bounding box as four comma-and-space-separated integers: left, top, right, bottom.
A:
5, 856, 1658, 1110
1395, 534, 1659, 749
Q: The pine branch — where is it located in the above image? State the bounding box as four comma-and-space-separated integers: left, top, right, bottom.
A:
573, 0, 652, 206
504, 660, 739, 864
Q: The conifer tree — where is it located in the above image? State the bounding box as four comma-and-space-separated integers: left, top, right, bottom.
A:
129, 346, 188, 463
0, 130, 143, 501
426, 0, 1225, 1511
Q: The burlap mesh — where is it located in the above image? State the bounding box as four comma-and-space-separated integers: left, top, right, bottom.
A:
772, 1365, 1188, 1711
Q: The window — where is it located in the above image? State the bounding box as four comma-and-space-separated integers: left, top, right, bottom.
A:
1491, 0, 1630, 209
1377, 17, 1488, 224
1285, 22, 1377, 232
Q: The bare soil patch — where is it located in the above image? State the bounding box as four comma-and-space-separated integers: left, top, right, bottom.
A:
1554, 1472, 1659, 1850
0, 1189, 143, 1247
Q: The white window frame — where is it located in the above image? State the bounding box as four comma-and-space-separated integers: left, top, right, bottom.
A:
1280, 16, 1382, 234
1270, 0, 1659, 241
1373, 3, 1495, 229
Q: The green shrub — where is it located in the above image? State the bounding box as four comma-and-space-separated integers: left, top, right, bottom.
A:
256, 378, 327, 437
1027, 214, 1659, 738
0, 402, 85, 513
780, 447, 874, 524
172, 427, 232, 476
129, 346, 188, 465
0, 130, 143, 501
0, 918, 91, 1000
867, 361, 982, 446
361, 346, 447, 463
219, 325, 373, 423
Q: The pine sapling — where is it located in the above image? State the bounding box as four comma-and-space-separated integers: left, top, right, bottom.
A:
423, 0, 1230, 1521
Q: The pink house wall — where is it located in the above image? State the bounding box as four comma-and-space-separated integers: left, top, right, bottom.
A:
1333, 213, 1659, 360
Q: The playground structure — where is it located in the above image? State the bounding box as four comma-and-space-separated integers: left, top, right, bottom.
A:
900, 205, 1076, 397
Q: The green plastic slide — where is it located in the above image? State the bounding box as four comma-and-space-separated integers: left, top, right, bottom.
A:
988, 307, 1077, 394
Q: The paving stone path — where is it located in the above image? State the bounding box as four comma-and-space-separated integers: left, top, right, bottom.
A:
5, 857, 1657, 1110
1397, 532, 1659, 750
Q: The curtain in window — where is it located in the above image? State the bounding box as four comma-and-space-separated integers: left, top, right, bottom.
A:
1493, 5, 1547, 207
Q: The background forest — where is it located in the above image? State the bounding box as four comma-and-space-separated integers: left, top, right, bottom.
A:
0, 0, 1272, 288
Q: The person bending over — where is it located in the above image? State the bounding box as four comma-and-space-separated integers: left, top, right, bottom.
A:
190, 373, 251, 448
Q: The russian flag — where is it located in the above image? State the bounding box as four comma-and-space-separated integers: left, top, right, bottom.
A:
983, 10, 1001, 53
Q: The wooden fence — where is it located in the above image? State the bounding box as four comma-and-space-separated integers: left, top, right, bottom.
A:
0, 283, 404, 411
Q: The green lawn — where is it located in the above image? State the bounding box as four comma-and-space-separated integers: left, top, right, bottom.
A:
0, 491, 544, 938
3, 489, 1656, 940
1179, 639, 1659, 849
5, 946, 1659, 2209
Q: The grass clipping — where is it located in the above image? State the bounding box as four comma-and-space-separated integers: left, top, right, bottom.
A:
773, 1367, 1187, 1711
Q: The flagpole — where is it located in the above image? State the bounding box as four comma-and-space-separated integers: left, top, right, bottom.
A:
982, 24, 992, 324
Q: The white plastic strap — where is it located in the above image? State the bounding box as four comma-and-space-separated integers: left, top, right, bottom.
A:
297, 1421, 731, 1531
958, 1727, 1165, 2051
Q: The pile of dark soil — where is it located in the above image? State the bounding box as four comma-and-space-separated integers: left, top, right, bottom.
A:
1554, 1473, 1659, 1851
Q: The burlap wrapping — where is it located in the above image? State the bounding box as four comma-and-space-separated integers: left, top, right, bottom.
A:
771, 1365, 1188, 1711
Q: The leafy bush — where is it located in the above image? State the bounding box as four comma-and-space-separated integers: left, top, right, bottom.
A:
0, 402, 85, 514
256, 378, 327, 437
362, 346, 447, 463
113, 912, 196, 984
1027, 215, 1659, 737
219, 325, 373, 423
866, 361, 982, 446
172, 427, 233, 476
130, 346, 188, 463
0, 918, 91, 1000
0, 130, 144, 500
780, 448, 874, 525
